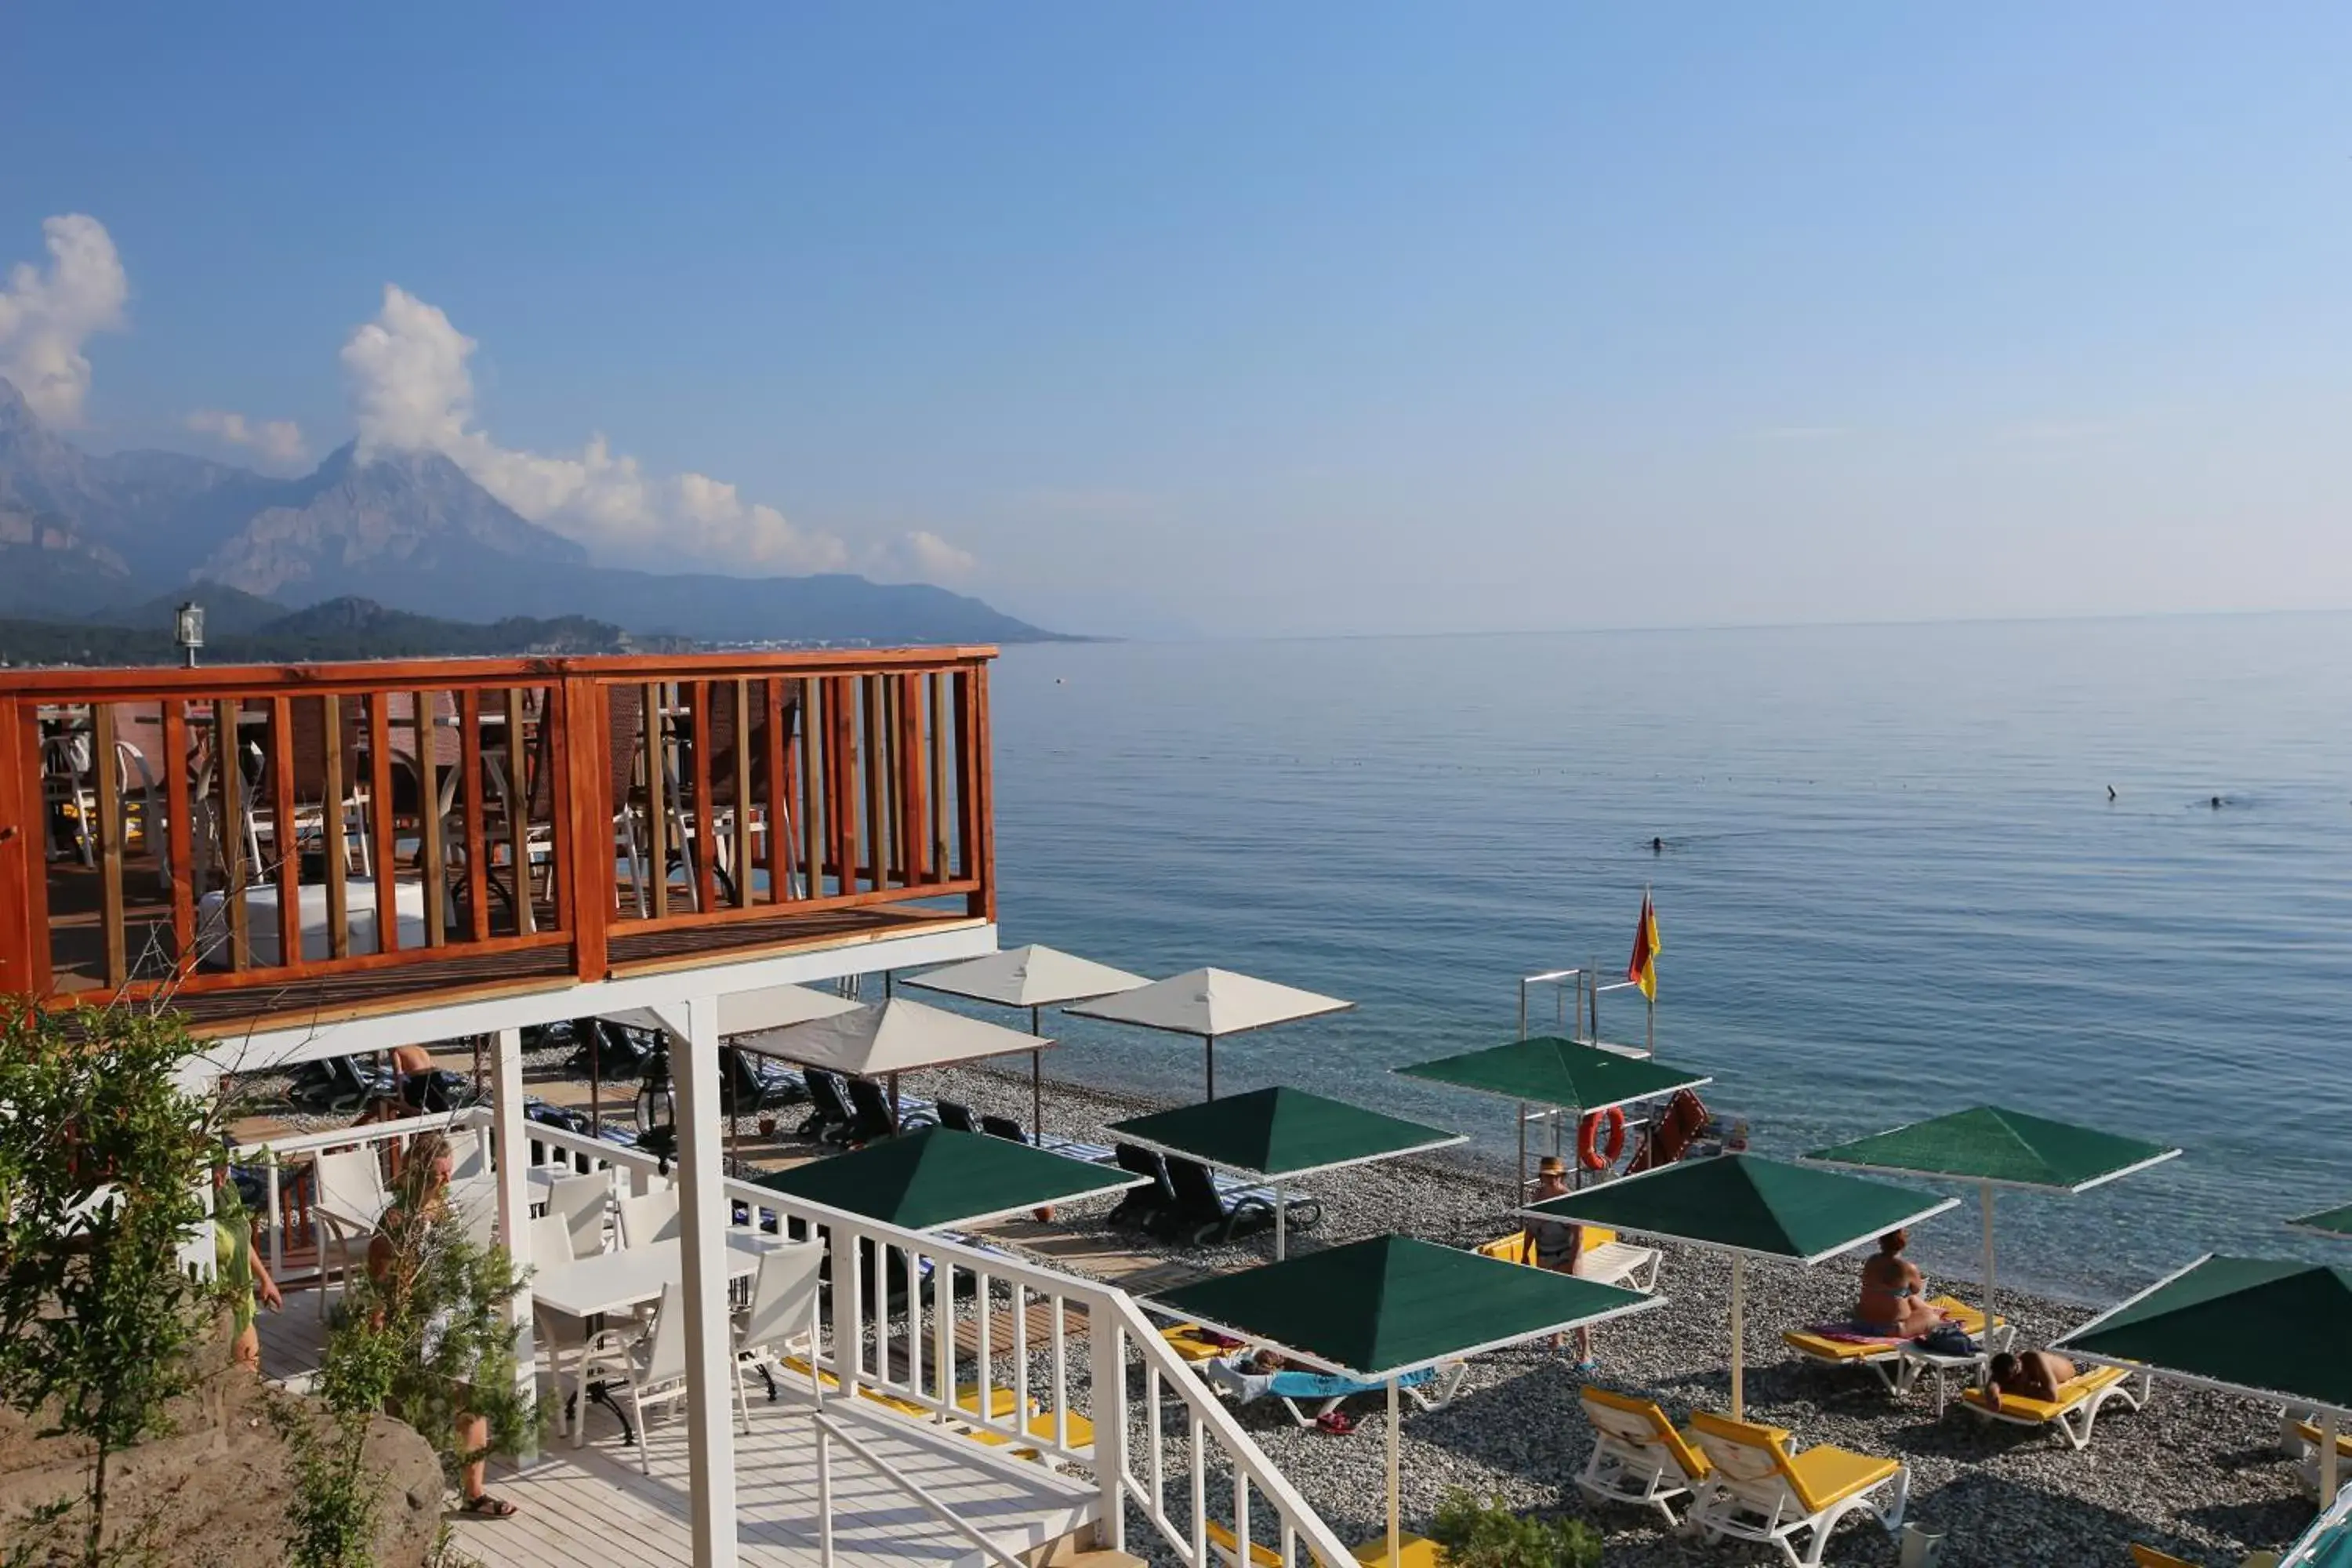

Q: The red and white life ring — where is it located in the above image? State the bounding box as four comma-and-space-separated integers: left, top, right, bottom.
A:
1577, 1106, 1628, 1171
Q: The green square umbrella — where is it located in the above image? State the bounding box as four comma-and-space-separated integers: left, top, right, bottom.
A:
1520, 1152, 1957, 1418
1152, 1234, 1662, 1567
1395, 1036, 1711, 1201
747, 1125, 1147, 1231
1806, 1105, 2180, 1362
2289, 1203, 2352, 1242
2057, 1254, 2352, 1504
1107, 1086, 1465, 1258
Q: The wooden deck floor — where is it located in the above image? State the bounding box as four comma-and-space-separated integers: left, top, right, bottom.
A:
254, 1290, 1098, 1568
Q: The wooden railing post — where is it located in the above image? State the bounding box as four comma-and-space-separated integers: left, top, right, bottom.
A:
557, 675, 609, 982
0, 700, 47, 996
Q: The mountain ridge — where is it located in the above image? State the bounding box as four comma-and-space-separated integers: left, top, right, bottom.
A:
0, 378, 1065, 644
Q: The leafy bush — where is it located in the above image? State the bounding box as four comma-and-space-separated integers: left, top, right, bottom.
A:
1429, 1490, 1602, 1568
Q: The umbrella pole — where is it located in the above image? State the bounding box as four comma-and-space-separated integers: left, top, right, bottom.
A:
1274, 1185, 1286, 1261
1386, 1377, 1401, 1568
2325, 1411, 2341, 1507
1730, 1254, 1746, 1421
1515, 1101, 1526, 1207
1982, 1181, 1998, 1352
1030, 1007, 1044, 1135
590, 1025, 601, 1138
1205, 1036, 1215, 1101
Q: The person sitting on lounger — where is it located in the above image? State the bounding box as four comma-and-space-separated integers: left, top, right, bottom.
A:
1854, 1229, 1947, 1338
1987, 1349, 2077, 1406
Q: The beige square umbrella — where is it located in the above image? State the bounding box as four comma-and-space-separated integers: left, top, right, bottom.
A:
756, 996, 1054, 1123
1062, 967, 1351, 1099
903, 945, 1150, 1131
597, 982, 862, 1134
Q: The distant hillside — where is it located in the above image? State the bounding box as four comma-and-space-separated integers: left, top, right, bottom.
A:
0, 376, 1068, 646
0, 595, 654, 666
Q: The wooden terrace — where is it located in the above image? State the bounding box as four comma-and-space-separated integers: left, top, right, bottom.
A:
0, 649, 996, 1035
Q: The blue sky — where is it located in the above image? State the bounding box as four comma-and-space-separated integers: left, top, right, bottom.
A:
2, 5, 2346, 636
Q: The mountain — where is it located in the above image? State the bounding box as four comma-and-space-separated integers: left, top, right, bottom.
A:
0, 594, 646, 666
0, 377, 1065, 645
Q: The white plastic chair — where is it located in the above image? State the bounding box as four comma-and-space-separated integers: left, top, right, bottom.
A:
615, 1189, 680, 1250
574, 1281, 702, 1469
732, 1241, 822, 1425
310, 1149, 390, 1317
526, 1210, 597, 1438
546, 1172, 612, 1259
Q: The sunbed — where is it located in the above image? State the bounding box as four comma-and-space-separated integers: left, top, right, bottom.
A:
1686, 1410, 1909, 1568
1780, 1297, 1993, 1392
1475, 1227, 1661, 1293
1199, 1355, 1466, 1426
1575, 1386, 1712, 1525
2288, 1417, 2352, 1498
2129, 1548, 2281, 1567
1204, 1519, 1442, 1568
1159, 1322, 1237, 1364
1959, 1363, 2147, 1449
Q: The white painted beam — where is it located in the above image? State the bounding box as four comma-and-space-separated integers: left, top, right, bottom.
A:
198, 921, 998, 1076
671, 994, 739, 1568
490, 1025, 539, 1464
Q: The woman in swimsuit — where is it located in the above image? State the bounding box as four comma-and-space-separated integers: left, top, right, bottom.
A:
1854, 1229, 1944, 1338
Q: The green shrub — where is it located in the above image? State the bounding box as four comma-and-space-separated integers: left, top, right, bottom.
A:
1429, 1490, 1601, 1568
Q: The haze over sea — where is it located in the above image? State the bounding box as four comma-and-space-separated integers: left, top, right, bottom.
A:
977, 612, 2352, 1305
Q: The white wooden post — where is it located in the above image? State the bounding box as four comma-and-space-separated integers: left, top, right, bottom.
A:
671, 995, 740, 1568
491, 1026, 538, 1461
1087, 1316, 1128, 1553
1729, 1255, 1746, 1421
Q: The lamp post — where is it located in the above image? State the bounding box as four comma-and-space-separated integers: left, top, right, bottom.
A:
635, 1036, 677, 1172
173, 601, 204, 668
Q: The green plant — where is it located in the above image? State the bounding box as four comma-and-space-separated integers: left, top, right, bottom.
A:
0, 1002, 222, 1568
271, 1317, 402, 1568
1429, 1490, 1601, 1568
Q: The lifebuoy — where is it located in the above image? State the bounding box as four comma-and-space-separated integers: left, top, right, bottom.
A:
1578, 1106, 1628, 1171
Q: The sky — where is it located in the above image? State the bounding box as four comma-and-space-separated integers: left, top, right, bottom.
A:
1, 5, 2346, 637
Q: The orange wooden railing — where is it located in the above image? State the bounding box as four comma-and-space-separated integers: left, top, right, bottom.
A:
0, 649, 995, 1004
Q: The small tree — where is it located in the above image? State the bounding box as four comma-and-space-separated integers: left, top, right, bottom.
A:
0, 1002, 222, 1567
1429, 1490, 1602, 1568
285, 1139, 535, 1563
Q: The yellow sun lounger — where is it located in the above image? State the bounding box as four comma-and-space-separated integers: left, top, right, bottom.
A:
2291, 1418, 2352, 1498
1960, 1363, 2148, 1450
2129, 1546, 2281, 1567
1575, 1386, 1712, 1525
1476, 1227, 1660, 1292
1204, 1518, 1442, 1568
1161, 1323, 1235, 1363
1780, 1297, 1992, 1393
1687, 1410, 1910, 1568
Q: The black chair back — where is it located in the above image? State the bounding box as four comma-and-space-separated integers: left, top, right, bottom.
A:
844, 1076, 900, 1141
979, 1113, 1029, 1145
937, 1101, 981, 1134
1163, 1156, 1231, 1222
808, 1069, 857, 1125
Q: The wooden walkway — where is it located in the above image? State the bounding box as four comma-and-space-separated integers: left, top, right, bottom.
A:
255, 1291, 1098, 1568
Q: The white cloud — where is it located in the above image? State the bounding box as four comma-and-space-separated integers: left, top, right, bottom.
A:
871, 529, 977, 583
0, 214, 129, 425
339, 284, 976, 582
184, 408, 307, 466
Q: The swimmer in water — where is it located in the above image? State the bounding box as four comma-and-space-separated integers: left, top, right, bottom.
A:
2211, 796, 2223, 809
1650, 837, 1664, 853
2107, 785, 2117, 801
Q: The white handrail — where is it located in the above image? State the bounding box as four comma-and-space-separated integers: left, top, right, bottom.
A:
811, 1410, 1029, 1568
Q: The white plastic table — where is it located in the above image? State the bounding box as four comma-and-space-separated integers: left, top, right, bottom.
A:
532, 1231, 772, 1319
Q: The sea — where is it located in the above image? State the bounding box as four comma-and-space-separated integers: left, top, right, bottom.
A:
971, 612, 2352, 1305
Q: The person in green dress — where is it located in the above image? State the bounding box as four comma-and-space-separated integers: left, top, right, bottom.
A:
213, 1160, 283, 1371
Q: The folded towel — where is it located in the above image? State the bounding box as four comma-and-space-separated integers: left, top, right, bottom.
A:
1803, 1323, 1909, 1346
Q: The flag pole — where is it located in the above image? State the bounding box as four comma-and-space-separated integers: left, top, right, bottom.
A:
1644, 884, 1655, 1057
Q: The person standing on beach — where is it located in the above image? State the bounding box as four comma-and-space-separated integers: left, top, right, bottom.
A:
1524, 1156, 1596, 1372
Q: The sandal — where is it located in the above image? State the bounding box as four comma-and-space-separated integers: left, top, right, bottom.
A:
459, 1493, 517, 1519
1314, 1410, 1357, 1436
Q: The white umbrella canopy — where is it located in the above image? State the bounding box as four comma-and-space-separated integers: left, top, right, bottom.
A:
903, 944, 1152, 1131
758, 996, 1052, 1078
1063, 967, 1352, 1098
602, 982, 860, 1040
904, 944, 1151, 1011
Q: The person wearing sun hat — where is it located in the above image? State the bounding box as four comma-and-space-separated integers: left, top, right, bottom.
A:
1523, 1154, 1597, 1371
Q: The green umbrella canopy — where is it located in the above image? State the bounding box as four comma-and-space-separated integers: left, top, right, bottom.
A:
1149, 1233, 1661, 1381
1519, 1152, 1958, 1264
1106, 1087, 1465, 1180
2290, 1203, 2352, 1241
749, 1127, 1146, 1231
2055, 1254, 2352, 1417
2285, 1485, 2352, 1568
1394, 1036, 1710, 1112
1805, 1105, 2180, 1193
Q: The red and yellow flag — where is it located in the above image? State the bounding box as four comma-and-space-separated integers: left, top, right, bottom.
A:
1627, 891, 1661, 1001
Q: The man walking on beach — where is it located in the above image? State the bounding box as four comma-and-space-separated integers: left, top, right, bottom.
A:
1524, 1156, 1596, 1372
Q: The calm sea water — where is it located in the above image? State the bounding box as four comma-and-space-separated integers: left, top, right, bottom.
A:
972, 614, 2352, 1304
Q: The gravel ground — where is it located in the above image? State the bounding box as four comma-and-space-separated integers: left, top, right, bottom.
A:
236, 1047, 2325, 1566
